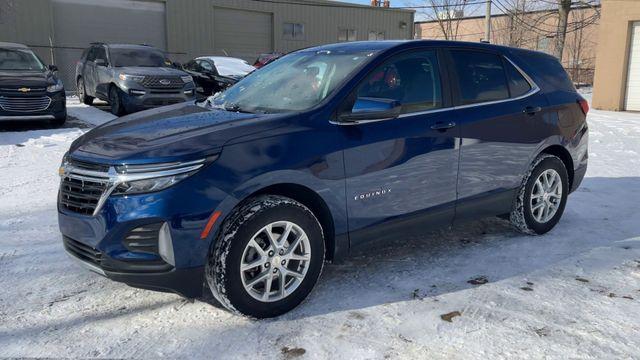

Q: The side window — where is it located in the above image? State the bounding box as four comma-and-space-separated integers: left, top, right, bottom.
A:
86, 47, 97, 62
505, 60, 532, 97
198, 60, 213, 72
450, 50, 509, 105
356, 50, 442, 114
94, 47, 107, 64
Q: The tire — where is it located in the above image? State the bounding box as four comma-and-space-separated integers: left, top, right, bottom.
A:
109, 86, 126, 116
510, 154, 569, 235
51, 113, 67, 127
206, 195, 325, 318
77, 78, 94, 105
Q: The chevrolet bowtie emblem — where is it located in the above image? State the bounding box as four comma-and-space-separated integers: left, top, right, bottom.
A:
18, 87, 31, 93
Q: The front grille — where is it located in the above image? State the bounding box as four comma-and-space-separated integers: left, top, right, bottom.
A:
0, 96, 51, 112
0, 87, 47, 95
59, 159, 109, 215
124, 223, 162, 254
140, 76, 183, 89
63, 236, 102, 266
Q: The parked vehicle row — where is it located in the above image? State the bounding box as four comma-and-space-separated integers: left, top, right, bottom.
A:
58, 40, 589, 318
1, 41, 262, 123
0, 42, 67, 125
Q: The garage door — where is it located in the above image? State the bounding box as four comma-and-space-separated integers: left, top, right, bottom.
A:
626, 22, 640, 111
213, 7, 273, 62
52, 0, 167, 91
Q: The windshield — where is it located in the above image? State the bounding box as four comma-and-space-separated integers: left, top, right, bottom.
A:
111, 48, 170, 68
0, 48, 45, 71
209, 50, 375, 113
211, 58, 255, 76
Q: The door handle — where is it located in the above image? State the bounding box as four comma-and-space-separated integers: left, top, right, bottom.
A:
523, 106, 542, 115
430, 121, 456, 131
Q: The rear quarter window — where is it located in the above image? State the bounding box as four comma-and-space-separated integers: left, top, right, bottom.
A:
505, 60, 532, 97
511, 50, 575, 93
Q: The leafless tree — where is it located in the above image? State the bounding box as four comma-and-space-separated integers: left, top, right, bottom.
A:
414, 0, 484, 40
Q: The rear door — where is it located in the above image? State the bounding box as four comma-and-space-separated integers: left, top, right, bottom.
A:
342, 49, 460, 247
445, 48, 549, 221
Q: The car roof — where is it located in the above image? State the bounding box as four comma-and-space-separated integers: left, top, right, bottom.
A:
195, 56, 247, 63
299, 39, 551, 58
102, 44, 162, 51
0, 42, 29, 49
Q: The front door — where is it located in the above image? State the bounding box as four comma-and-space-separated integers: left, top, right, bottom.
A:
341, 49, 460, 248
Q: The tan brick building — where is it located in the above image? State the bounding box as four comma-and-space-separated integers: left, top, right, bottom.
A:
592, 0, 640, 111
415, 6, 600, 86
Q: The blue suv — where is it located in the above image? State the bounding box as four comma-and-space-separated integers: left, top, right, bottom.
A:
58, 41, 589, 318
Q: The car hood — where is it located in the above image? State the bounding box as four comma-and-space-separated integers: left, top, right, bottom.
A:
0, 70, 55, 87
69, 102, 286, 164
115, 66, 188, 77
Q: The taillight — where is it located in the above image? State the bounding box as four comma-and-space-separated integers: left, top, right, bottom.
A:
578, 98, 589, 115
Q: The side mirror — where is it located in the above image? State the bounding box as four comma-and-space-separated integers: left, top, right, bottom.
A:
338, 97, 402, 124
94, 59, 107, 67
172, 62, 182, 68
48, 64, 58, 72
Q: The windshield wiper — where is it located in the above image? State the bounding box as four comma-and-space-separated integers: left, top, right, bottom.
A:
224, 103, 253, 114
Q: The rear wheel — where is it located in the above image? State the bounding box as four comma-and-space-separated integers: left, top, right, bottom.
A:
206, 195, 324, 318
77, 78, 93, 105
109, 86, 126, 116
510, 154, 569, 235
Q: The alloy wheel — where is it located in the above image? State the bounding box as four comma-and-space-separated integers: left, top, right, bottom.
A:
239, 221, 311, 302
530, 168, 563, 223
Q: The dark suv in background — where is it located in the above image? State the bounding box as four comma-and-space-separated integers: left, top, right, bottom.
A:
0, 42, 66, 125
75, 43, 195, 115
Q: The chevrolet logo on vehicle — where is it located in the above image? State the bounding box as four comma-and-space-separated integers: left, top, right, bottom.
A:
18, 87, 31, 93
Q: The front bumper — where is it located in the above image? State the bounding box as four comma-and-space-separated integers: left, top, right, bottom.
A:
63, 236, 205, 297
57, 166, 228, 298
0, 90, 66, 120
118, 81, 196, 112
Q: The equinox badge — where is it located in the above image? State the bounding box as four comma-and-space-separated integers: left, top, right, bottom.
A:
354, 188, 392, 201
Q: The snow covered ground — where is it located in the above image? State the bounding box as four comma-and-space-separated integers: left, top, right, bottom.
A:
1, 96, 640, 359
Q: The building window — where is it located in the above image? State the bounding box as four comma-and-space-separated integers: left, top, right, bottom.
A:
368, 31, 385, 41
537, 36, 551, 54
283, 22, 305, 40
338, 28, 357, 42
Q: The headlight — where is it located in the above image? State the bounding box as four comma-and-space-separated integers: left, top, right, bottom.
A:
181, 75, 193, 83
110, 157, 215, 195
47, 79, 64, 92
119, 73, 145, 82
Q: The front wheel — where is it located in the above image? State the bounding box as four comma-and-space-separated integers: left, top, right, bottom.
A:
510, 154, 569, 235
206, 195, 325, 318
108, 86, 126, 116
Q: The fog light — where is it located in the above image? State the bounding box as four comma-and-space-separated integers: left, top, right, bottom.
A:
158, 222, 175, 266
129, 89, 146, 96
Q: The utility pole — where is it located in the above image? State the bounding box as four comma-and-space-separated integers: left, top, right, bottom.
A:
484, 0, 492, 43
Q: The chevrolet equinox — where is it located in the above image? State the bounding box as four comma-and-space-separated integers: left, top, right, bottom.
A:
58, 41, 589, 318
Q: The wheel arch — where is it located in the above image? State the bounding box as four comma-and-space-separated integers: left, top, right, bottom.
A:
250, 183, 337, 262
539, 145, 574, 188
